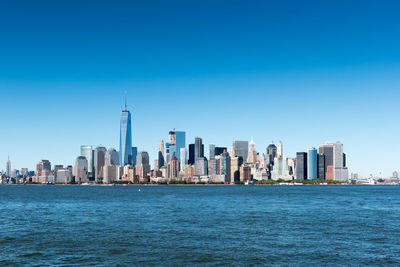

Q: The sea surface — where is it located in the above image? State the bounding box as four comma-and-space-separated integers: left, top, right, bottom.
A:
1, 185, 399, 266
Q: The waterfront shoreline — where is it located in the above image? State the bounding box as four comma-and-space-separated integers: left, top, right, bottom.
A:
1, 183, 395, 186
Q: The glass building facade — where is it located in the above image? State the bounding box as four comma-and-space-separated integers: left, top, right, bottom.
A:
232, 141, 249, 161
296, 152, 307, 180
80, 145, 93, 178
132, 146, 137, 166
120, 109, 133, 166
318, 154, 326, 179
308, 147, 318, 180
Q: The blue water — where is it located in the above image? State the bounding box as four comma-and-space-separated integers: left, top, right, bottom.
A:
1, 185, 399, 266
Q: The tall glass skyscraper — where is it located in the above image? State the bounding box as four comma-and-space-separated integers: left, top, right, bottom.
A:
308, 147, 318, 180
296, 152, 307, 180
120, 103, 133, 166
80, 145, 93, 178
166, 130, 186, 162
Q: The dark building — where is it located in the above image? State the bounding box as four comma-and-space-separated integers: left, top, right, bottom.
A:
132, 147, 138, 166
158, 151, 164, 169
319, 145, 334, 167
188, 144, 195, 165
343, 153, 346, 167
194, 137, 204, 159
215, 147, 227, 156
318, 154, 326, 180
266, 142, 277, 170
296, 152, 307, 180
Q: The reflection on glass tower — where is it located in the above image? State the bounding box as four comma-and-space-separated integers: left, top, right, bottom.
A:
120, 97, 133, 166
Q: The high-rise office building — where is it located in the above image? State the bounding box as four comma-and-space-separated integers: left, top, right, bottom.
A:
167, 130, 186, 162
319, 142, 348, 181
277, 141, 283, 158
266, 142, 277, 169
194, 137, 204, 159
103, 165, 123, 183
318, 143, 334, 178
194, 157, 208, 176
136, 151, 149, 166
343, 153, 346, 168
158, 151, 165, 168
318, 154, 326, 179
136, 151, 150, 179
120, 100, 133, 166
94, 145, 107, 182
209, 144, 216, 160
221, 151, 231, 183
175, 131, 186, 161
231, 156, 244, 183
208, 158, 217, 177
168, 155, 179, 179
165, 142, 170, 163
56, 168, 72, 184
180, 147, 188, 171
214, 147, 227, 156
105, 148, 119, 166
188, 144, 195, 165
247, 139, 257, 163
21, 168, 29, 177
132, 147, 137, 166
74, 156, 88, 183
232, 141, 248, 161
296, 152, 307, 180
158, 140, 164, 157
80, 145, 93, 178
6, 156, 11, 177
36, 160, 51, 177
308, 147, 318, 180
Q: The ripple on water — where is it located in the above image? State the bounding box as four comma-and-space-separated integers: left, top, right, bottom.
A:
0, 185, 400, 266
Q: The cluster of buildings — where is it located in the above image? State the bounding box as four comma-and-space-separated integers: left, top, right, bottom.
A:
1, 102, 358, 185
15, 99, 400, 185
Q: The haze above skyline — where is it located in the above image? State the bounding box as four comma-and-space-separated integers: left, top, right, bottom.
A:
1, 0, 400, 176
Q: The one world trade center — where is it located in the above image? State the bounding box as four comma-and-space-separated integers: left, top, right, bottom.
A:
120, 98, 133, 166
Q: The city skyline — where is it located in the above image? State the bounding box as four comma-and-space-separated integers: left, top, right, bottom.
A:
1, 1, 400, 177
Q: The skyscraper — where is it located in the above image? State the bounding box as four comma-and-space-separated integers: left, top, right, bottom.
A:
194, 157, 208, 176
180, 147, 188, 171
80, 145, 94, 178
247, 139, 257, 163
105, 148, 119, 166
318, 143, 334, 178
318, 154, 326, 179
94, 145, 107, 182
188, 144, 195, 165
167, 130, 186, 162
319, 142, 348, 181
120, 100, 133, 166
220, 151, 231, 183
230, 156, 244, 183
266, 142, 277, 168
277, 141, 283, 158
209, 144, 216, 160
308, 147, 318, 180
232, 141, 248, 161
132, 147, 138, 166
168, 155, 179, 179
136, 151, 150, 180
158, 140, 164, 157
194, 137, 204, 159
6, 156, 11, 177
296, 152, 307, 180
214, 147, 227, 156
74, 156, 88, 184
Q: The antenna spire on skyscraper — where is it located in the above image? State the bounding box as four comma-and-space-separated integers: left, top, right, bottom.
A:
124, 91, 127, 111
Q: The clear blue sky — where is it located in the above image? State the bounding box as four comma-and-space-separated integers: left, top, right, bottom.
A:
1, 0, 399, 177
